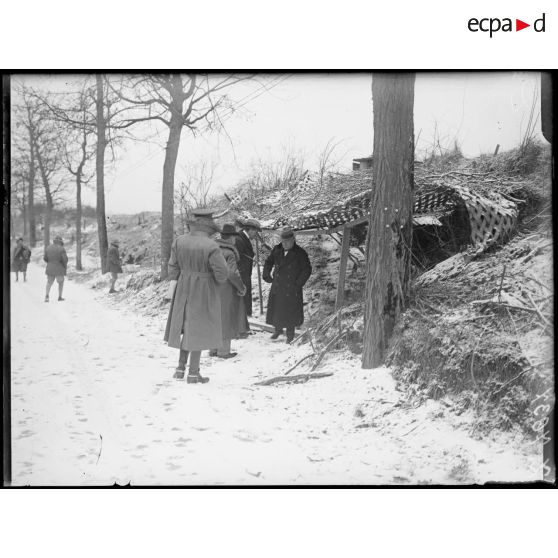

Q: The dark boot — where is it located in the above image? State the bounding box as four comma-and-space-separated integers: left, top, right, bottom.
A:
44, 295, 49, 302
187, 370, 209, 384
270, 328, 283, 340
286, 327, 295, 344
173, 369, 185, 380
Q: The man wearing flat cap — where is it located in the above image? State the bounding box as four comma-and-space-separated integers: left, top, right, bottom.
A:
263, 227, 312, 344
107, 239, 123, 293
44, 236, 68, 302
164, 208, 229, 383
234, 218, 261, 324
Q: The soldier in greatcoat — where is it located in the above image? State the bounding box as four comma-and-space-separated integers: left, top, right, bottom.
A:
211, 223, 248, 359
107, 240, 123, 293
164, 209, 229, 383
12, 237, 31, 282
44, 236, 68, 302
263, 228, 312, 344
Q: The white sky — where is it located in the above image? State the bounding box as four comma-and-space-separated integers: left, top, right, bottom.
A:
13, 72, 543, 214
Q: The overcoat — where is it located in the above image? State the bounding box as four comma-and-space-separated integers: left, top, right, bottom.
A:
44, 243, 68, 277
12, 244, 31, 272
263, 242, 312, 329
107, 244, 123, 273
164, 232, 229, 350
234, 231, 254, 316
216, 239, 249, 341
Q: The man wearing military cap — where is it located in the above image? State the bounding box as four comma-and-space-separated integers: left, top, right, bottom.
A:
107, 239, 123, 293
44, 236, 68, 302
164, 208, 229, 383
234, 217, 262, 325
263, 227, 312, 344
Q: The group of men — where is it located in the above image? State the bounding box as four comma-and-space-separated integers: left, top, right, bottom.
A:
164, 209, 312, 384
11, 235, 124, 301
11, 235, 69, 301
11, 209, 313, 385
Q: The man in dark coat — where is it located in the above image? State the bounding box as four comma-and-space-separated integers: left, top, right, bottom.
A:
107, 239, 123, 293
234, 218, 261, 320
12, 237, 31, 282
263, 228, 312, 344
44, 236, 68, 302
164, 209, 229, 384
212, 224, 248, 359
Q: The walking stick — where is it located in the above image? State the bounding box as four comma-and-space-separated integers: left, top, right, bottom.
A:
255, 235, 264, 316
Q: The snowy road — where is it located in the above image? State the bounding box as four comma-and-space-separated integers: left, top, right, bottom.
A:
10, 264, 542, 485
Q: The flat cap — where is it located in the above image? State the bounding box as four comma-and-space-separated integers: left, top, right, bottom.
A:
243, 218, 262, 231
280, 227, 295, 239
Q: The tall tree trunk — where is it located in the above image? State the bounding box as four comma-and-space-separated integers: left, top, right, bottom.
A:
95, 74, 108, 274
362, 73, 415, 369
76, 171, 83, 271
22, 201, 27, 237
160, 112, 183, 279
34, 142, 53, 252
28, 129, 36, 247
44, 196, 53, 249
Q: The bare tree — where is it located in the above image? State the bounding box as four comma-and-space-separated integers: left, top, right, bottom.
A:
316, 137, 348, 186
175, 160, 218, 233
31, 105, 68, 250
59, 84, 96, 270
112, 74, 258, 278
12, 87, 40, 246
362, 73, 415, 369
10, 147, 28, 236
31, 75, 128, 272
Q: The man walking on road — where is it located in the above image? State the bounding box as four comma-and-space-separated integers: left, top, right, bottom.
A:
44, 236, 68, 302
263, 227, 312, 344
164, 209, 229, 384
107, 239, 123, 293
12, 237, 31, 282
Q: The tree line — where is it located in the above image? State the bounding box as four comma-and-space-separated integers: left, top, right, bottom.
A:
11, 74, 259, 276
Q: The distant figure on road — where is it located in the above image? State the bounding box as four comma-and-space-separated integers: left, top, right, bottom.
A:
164, 209, 229, 384
12, 237, 31, 282
44, 236, 68, 302
212, 223, 248, 359
234, 218, 261, 327
263, 227, 312, 344
107, 240, 123, 293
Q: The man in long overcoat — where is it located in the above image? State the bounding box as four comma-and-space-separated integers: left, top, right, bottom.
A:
44, 236, 68, 302
164, 209, 229, 383
107, 239, 123, 293
213, 223, 248, 358
234, 218, 261, 320
12, 237, 31, 282
263, 228, 312, 343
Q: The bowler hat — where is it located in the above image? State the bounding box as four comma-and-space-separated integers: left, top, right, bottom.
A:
280, 227, 295, 239
221, 223, 239, 236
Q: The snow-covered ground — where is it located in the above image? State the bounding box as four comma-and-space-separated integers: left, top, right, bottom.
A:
10, 263, 543, 485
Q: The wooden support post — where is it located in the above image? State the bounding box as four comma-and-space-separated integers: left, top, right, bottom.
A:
335, 224, 351, 311
255, 235, 264, 316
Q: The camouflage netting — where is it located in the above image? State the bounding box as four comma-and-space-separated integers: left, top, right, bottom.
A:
227, 169, 523, 251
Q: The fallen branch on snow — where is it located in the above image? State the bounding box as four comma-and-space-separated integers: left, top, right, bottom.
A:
254, 372, 334, 386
